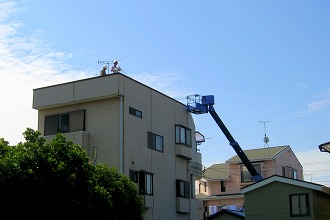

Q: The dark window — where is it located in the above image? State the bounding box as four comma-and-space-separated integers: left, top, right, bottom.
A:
241, 164, 262, 182
147, 132, 163, 152
290, 193, 310, 217
175, 125, 191, 147
59, 113, 70, 133
204, 182, 207, 192
129, 169, 139, 183
44, 115, 58, 136
283, 166, 298, 179
220, 181, 226, 192
139, 171, 153, 195
129, 107, 142, 118
176, 179, 190, 198
44, 110, 85, 135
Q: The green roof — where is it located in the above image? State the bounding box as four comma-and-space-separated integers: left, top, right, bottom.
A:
203, 163, 230, 181
225, 145, 289, 163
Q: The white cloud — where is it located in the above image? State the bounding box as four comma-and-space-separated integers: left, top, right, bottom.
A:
307, 98, 330, 113
0, 2, 90, 145
0, 2, 191, 145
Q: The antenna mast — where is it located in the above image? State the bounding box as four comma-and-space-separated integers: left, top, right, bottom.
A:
98, 60, 112, 74
259, 120, 270, 147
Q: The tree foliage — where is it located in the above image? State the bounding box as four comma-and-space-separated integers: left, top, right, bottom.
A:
0, 128, 143, 219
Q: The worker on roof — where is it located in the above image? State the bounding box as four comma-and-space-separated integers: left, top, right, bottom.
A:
100, 65, 107, 76
111, 60, 122, 74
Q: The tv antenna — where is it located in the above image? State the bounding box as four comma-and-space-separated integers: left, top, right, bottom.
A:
98, 59, 122, 74
259, 120, 270, 147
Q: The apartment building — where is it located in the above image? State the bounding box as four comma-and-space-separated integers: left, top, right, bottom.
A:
196, 145, 303, 217
32, 73, 204, 220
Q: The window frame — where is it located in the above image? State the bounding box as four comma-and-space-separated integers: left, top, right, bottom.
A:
147, 131, 164, 152
59, 113, 70, 133
176, 179, 190, 198
129, 107, 142, 118
290, 193, 310, 217
129, 169, 139, 183
139, 171, 153, 195
44, 110, 85, 135
175, 125, 192, 147
240, 163, 262, 183
220, 180, 226, 192
282, 166, 298, 179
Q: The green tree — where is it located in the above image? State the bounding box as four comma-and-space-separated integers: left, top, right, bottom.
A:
0, 128, 143, 219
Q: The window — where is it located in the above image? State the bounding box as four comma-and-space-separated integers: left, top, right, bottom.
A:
44, 110, 85, 135
129, 107, 142, 118
175, 125, 191, 146
220, 181, 226, 192
204, 182, 207, 192
282, 166, 298, 179
240, 164, 262, 182
290, 193, 310, 217
139, 171, 153, 195
176, 179, 190, 198
59, 113, 69, 133
129, 169, 139, 183
147, 132, 163, 152
291, 169, 298, 179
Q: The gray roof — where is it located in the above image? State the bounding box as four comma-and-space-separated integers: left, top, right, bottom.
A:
225, 145, 289, 163
203, 163, 230, 181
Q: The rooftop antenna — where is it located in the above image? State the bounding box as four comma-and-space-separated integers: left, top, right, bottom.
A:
259, 120, 270, 147
98, 59, 122, 74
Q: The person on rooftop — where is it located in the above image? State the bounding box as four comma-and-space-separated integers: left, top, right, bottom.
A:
111, 60, 122, 74
100, 65, 107, 76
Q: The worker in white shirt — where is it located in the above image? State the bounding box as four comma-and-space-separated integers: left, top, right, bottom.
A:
111, 60, 122, 73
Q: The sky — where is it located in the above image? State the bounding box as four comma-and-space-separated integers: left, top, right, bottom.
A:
1, 0, 330, 186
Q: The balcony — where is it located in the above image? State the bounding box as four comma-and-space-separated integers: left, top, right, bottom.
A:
175, 144, 192, 160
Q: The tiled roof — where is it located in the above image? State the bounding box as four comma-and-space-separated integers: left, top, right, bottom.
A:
225, 145, 289, 163
203, 163, 230, 181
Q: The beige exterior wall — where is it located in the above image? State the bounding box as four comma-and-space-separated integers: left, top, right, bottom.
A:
273, 148, 303, 180
33, 74, 203, 220
36, 98, 122, 169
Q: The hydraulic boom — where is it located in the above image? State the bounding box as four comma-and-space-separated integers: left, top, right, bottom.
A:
186, 95, 263, 182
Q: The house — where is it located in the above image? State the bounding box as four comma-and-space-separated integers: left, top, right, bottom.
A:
241, 175, 330, 220
32, 73, 204, 220
196, 145, 303, 217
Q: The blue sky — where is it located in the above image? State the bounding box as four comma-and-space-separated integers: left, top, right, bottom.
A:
1, 0, 330, 186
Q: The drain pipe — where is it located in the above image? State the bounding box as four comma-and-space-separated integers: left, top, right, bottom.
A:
119, 95, 124, 174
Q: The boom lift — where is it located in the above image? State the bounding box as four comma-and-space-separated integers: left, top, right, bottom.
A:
186, 94, 263, 182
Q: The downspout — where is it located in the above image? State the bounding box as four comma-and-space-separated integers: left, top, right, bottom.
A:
119, 95, 124, 174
